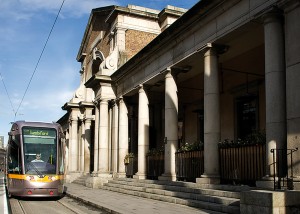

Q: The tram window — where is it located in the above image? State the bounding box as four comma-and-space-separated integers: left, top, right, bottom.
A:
57, 139, 64, 175
7, 138, 21, 174
23, 127, 57, 174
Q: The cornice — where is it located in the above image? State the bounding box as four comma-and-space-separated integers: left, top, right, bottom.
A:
62, 102, 80, 111
79, 101, 95, 109
85, 74, 112, 89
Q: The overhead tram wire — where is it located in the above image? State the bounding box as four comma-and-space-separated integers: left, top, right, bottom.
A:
0, 72, 16, 116
14, 0, 66, 122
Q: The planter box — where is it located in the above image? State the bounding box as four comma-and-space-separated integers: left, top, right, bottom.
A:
175, 150, 204, 182
219, 144, 266, 186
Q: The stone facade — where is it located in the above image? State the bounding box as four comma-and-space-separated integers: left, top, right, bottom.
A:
59, 4, 185, 185
58, 1, 300, 211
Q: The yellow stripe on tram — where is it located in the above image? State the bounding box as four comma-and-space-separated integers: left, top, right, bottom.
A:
7, 174, 64, 182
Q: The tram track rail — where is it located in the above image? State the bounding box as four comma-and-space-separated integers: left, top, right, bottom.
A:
9, 196, 108, 214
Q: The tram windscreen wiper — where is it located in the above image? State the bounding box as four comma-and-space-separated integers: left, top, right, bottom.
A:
26, 162, 45, 178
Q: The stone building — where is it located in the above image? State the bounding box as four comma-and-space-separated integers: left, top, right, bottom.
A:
58, 0, 300, 196
58, 4, 187, 186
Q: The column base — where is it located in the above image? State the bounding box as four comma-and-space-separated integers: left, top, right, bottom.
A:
65, 172, 82, 183
117, 172, 127, 178
91, 171, 98, 177
196, 174, 220, 185
86, 173, 112, 188
158, 173, 176, 181
256, 176, 275, 190
133, 173, 147, 180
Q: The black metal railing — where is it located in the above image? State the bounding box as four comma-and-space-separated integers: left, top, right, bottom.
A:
175, 150, 204, 182
219, 144, 266, 186
146, 153, 164, 179
271, 148, 298, 190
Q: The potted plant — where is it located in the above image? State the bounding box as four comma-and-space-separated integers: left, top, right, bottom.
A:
124, 153, 134, 165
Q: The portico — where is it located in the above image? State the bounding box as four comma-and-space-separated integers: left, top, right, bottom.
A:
58, 0, 300, 193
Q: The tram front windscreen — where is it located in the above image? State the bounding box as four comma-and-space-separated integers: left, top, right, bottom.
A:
22, 127, 57, 174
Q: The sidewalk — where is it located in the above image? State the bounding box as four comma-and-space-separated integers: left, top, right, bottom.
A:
0, 173, 9, 214
0, 179, 224, 214
65, 183, 223, 214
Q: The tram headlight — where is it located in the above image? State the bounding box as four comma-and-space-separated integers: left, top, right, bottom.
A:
26, 176, 35, 181
48, 176, 57, 181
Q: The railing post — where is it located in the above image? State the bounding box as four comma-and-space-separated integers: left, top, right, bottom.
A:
270, 149, 276, 190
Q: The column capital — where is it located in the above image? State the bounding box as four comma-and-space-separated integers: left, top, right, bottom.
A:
205, 43, 229, 56
83, 115, 94, 122
93, 100, 99, 106
197, 43, 228, 56
99, 99, 109, 104
278, 0, 300, 13
69, 117, 78, 123
137, 84, 145, 93
117, 96, 124, 104
165, 69, 174, 78
159, 67, 171, 75
109, 99, 118, 108
262, 8, 283, 25
204, 45, 217, 57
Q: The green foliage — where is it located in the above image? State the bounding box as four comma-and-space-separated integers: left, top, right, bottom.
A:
147, 146, 164, 156
178, 141, 204, 152
125, 153, 135, 158
219, 130, 266, 148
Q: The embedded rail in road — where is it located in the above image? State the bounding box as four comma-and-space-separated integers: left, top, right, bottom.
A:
9, 196, 109, 214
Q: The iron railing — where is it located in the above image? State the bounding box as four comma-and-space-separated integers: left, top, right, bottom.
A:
219, 144, 266, 186
175, 150, 204, 182
271, 148, 298, 190
146, 153, 164, 179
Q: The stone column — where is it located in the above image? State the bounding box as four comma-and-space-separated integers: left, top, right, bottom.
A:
159, 69, 178, 181
197, 47, 220, 184
133, 85, 149, 179
84, 118, 92, 174
80, 120, 85, 172
65, 130, 69, 174
92, 103, 99, 175
284, 1, 300, 189
111, 100, 119, 175
69, 116, 79, 172
118, 97, 129, 177
98, 99, 109, 175
108, 104, 112, 173
263, 11, 286, 179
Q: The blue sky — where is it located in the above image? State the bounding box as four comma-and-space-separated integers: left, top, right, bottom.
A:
0, 0, 199, 144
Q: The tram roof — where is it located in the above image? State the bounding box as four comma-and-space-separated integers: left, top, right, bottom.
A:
10, 121, 61, 131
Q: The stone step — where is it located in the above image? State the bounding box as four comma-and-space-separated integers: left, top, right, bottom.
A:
116, 177, 251, 192
105, 182, 239, 206
103, 178, 242, 213
102, 185, 240, 214
72, 175, 89, 186
108, 179, 240, 199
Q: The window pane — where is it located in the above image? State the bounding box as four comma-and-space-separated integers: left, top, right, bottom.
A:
236, 96, 258, 139
23, 127, 57, 174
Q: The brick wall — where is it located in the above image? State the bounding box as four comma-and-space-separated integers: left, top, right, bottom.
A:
125, 30, 158, 60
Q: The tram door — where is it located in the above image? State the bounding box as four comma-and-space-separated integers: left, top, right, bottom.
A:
7, 133, 23, 195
